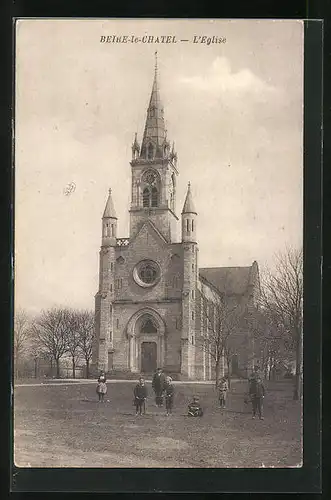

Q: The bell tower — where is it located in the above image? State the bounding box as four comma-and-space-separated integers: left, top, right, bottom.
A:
129, 52, 179, 243
181, 182, 198, 379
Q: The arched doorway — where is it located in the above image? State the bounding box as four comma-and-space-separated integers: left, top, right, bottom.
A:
140, 317, 158, 373
126, 308, 165, 373
141, 342, 157, 373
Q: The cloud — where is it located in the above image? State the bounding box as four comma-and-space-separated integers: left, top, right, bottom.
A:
178, 57, 277, 96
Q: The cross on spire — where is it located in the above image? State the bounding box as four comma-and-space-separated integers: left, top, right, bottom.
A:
155, 51, 158, 73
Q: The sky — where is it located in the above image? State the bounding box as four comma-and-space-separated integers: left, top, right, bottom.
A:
15, 19, 304, 315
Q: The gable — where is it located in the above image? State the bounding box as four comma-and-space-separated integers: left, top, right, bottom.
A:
129, 219, 168, 249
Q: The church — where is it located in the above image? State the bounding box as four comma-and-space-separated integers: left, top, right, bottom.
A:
92, 57, 260, 380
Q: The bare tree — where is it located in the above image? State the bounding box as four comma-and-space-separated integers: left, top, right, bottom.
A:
14, 309, 32, 379
197, 289, 247, 388
32, 308, 70, 378
65, 310, 81, 379
247, 306, 295, 380
261, 248, 303, 399
28, 327, 45, 378
77, 310, 95, 379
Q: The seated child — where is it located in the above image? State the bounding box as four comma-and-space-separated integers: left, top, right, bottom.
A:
188, 396, 203, 417
133, 376, 147, 415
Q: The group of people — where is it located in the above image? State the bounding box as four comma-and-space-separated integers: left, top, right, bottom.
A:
96, 365, 266, 420
134, 368, 203, 417
96, 367, 203, 417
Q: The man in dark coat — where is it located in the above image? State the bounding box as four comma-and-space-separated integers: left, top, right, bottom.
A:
134, 377, 147, 415
249, 376, 265, 420
152, 368, 165, 407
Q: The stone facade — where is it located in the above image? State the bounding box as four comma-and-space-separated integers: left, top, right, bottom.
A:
92, 58, 260, 380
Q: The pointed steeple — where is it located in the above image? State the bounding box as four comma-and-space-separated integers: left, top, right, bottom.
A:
182, 182, 197, 214
140, 52, 166, 159
103, 188, 117, 219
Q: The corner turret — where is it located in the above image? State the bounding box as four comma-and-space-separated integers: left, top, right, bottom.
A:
102, 188, 117, 247
181, 182, 197, 243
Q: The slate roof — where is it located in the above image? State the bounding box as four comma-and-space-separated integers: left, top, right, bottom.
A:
199, 265, 256, 295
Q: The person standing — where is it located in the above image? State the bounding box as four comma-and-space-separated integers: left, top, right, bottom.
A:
249, 376, 265, 419
152, 367, 165, 407
164, 376, 174, 416
96, 371, 107, 402
218, 377, 229, 409
249, 365, 261, 383
134, 376, 147, 415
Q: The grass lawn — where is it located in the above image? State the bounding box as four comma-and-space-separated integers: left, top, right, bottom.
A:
14, 379, 302, 468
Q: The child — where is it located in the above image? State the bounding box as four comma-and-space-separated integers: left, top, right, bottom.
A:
249, 376, 265, 420
188, 396, 204, 417
164, 376, 174, 416
96, 371, 107, 402
134, 376, 147, 415
218, 376, 229, 409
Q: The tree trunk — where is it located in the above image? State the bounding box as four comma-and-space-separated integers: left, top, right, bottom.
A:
14, 346, 20, 380
215, 357, 221, 388
86, 359, 90, 379
15, 354, 19, 380
55, 358, 60, 378
293, 333, 302, 400
226, 356, 231, 388
72, 357, 76, 379
34, 358, 38, 379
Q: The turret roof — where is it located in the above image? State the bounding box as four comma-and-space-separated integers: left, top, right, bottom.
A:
182, 182, 197, 214
103, 188, 117, 219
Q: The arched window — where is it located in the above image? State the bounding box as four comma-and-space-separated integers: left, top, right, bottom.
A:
140, 317, 157, 334
186, 219, 190, 233
192, 220, 194, 232
147, 144, 154, 160
142, 186, 159, 208
151, 187, 158, 207
143, 187, 150, 207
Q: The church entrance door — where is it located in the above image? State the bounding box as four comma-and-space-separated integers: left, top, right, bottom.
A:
141, 342, 157, 373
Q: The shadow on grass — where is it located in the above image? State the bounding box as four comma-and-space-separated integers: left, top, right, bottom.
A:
220, 409, 248, 415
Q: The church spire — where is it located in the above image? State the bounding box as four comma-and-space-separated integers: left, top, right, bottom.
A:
140, 52, 167, 159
